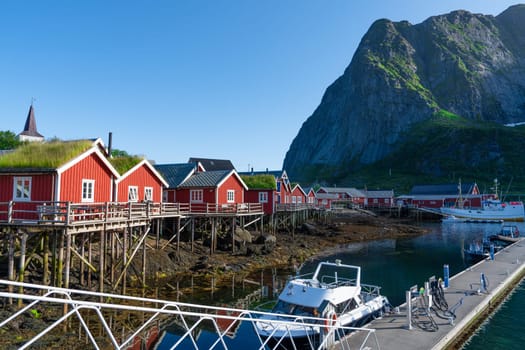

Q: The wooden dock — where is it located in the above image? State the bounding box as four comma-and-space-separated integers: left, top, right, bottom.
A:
339, 238, 525, 349
0, 200, 324, 300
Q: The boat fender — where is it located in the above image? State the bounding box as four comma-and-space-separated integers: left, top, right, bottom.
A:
324, 313, 337, 333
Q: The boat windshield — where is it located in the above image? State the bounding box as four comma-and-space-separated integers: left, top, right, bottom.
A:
272, 300, 318, 317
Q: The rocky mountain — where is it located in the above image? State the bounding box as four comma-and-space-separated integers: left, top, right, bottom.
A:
283, 5, 525, 184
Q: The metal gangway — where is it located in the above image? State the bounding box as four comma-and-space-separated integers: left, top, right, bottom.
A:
0, 280, 379, 350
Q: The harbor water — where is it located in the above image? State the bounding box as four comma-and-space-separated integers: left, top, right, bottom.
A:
157, 220, 525, 349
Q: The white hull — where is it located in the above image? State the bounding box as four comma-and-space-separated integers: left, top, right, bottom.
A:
440, 202, 525, 222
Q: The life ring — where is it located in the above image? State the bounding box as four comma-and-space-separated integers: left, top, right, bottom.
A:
323, 313, 338, 333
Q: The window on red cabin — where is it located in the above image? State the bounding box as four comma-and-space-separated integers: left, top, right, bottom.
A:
190, 190, 203, 203
128, 186, 138, 202
144, 187, 153, 201
259, 192, 268, 203
227, 190, 235, 203
82, 179, 95, 202
13, 177, 31, 201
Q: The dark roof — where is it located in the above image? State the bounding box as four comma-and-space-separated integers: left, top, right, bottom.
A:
154, 163, 196, 188
188, 157, 235, 171
179, 170, 231, 188
19, 105, 44, 138
409, 183, 476, 196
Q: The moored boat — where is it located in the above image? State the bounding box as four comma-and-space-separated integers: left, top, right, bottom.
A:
440, 179, 525, 222
464, 238, 503, 260
489, 225, 521, 244
441, 199, 525, 222
253, 260, 390, 349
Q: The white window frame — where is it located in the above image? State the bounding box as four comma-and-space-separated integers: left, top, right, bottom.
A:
162, 190, 168, 203
144, 187, 153, 201
227, 190, 235, 203
13, 177, 32, 201
258, 192, 268, 203
128, 186, 138, 202
82, 179, 95, 203
190, 189, 203, 203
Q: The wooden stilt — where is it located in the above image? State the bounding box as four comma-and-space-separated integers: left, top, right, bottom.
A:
7, 229, 15, 304
88, 232, 93, 288
40, 232, 48, 285
99, 227, 105, 297
80, 233, 85, 286
156, 219, 161, 249
57, 231, 65, 288
64, 229, 71, 289
191, 217, 195, 253
63, 228, 71, 315
176, 217, 181, 256
51, 230, 57, 286
18, 230, 27, 307
110, 231, 115, 285
122, 225, 128, 295
231, 217, 236, 253
142, 226, 147, 288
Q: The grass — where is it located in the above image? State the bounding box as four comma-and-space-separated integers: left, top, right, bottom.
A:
110, 156, 144, 174
0, 140, 94, 168
241, 174, 276, 190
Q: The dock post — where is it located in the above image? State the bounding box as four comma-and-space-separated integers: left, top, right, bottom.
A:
480, 273, 488, 293
490, 244, 495, 260
406, 290, 413, 330
443, 264, 449, 288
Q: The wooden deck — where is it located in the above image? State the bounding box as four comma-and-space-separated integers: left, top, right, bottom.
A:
0, 200, 264, 227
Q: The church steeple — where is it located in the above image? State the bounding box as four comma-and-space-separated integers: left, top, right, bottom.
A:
18, 104, 44, 142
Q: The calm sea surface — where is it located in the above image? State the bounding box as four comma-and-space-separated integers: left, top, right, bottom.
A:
157, 221, 525, 349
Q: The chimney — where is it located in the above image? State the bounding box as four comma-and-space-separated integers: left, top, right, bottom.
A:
108, 132, 113, 157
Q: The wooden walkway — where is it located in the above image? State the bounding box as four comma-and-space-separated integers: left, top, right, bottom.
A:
339, 238, 525, 349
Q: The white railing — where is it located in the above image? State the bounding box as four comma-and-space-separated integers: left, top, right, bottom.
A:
0, 279, 380, 350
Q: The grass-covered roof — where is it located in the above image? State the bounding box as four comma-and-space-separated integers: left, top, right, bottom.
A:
241, 174, 276, 190
0, 140, 94, 168
109, 156, 144, 174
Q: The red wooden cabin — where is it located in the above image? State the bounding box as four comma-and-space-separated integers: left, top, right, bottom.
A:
0, 139, 119, 221
291, 184, 307, 204
115, 159, 168, 203
176, 169, 248, 211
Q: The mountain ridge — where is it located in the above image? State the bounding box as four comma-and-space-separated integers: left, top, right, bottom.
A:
283, 4, 525, 187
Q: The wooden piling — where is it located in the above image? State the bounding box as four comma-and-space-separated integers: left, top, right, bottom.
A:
7, 229, 15, 304
18, 230, 27, 307
57, 231, 65, 288
99, 227, 105, 297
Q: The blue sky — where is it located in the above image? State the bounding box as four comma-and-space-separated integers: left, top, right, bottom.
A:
1, 1, 520, 171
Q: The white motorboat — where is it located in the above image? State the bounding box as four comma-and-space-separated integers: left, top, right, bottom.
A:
254, 260, 390, 349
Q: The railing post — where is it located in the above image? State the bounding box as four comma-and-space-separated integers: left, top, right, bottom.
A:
66, 202, 71, 225
7, 201, 13, 223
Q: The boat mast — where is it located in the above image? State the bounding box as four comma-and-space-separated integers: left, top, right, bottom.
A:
492, 178, 499, 200
457, 178, 463, 208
